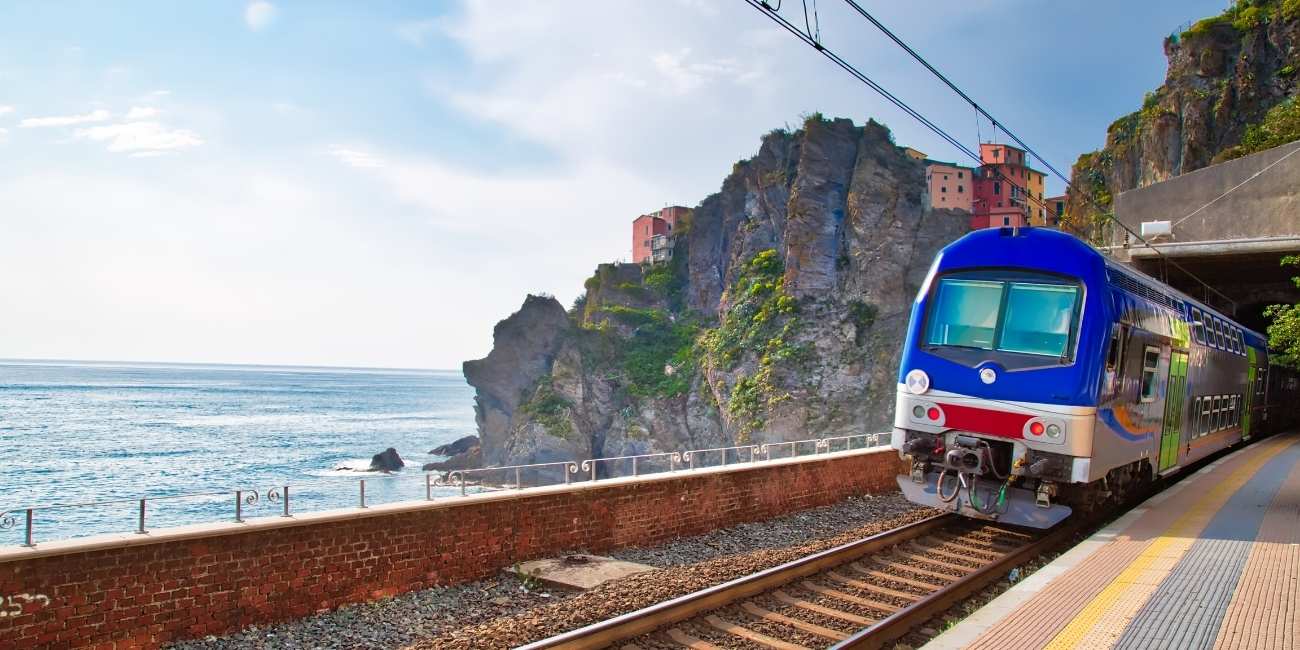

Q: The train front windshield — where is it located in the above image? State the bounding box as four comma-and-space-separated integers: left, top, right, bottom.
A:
925, 275, 1081, 360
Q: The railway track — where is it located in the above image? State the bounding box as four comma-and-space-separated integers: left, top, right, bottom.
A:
519, 514, 1078, 650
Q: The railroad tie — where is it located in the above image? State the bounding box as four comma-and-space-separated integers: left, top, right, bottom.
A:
772, 590, 874, 626
825, 570, 922, 602
741, 601, 848, 641
704, 614, 810, 650
665, 627, 723, 650
852, 562, 946, 591
877, 554, 964, 582
908, 540, 987, 567
800, 580, 900, 613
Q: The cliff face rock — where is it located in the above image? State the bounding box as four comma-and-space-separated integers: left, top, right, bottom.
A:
1069, 5, 1300, 224
464, 116, 969, 474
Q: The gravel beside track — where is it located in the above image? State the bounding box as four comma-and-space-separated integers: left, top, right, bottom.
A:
167, 493, 930, 650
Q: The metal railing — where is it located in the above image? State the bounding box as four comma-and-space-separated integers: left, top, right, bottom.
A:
1, 432, 889, 548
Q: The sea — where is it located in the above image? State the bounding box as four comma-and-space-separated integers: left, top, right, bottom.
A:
0, 360, 478, 546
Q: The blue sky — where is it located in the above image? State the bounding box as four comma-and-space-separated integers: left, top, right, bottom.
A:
0, 1, 1227, 369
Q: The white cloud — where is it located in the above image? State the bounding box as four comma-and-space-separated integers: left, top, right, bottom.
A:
0, 105, 13, 117
328, 146, 385, 169
0, 127, 7, 143
244, 1, 277, 31
19, 109, 111, 128
651, 48, 760, 95
396, 19, 439, 46
125, 106, 160, 120
75, 121, 203, 154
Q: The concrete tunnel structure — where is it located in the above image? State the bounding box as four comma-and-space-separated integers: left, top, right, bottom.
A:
1105, 139, 1300, 334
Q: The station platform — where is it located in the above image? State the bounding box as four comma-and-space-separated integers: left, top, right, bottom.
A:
926, 432, 1300, 650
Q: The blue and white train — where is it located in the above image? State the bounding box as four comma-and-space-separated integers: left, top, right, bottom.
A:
892, 227, 1299, 528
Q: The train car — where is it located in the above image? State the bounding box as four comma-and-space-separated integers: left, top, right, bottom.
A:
891, 227, 1298, 528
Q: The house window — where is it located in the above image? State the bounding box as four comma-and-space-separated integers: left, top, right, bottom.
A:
957, 185, 964, 193
1002, 217, 1010, 226
941, 186, 947, 193
993, 182, 1001, 195
1139, 346, 1160, 403
958, 172, 964, 179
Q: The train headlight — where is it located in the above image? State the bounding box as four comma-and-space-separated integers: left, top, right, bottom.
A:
912, 405, 925, 418
905, 369, 930, 395
1046, 424, 1062, 438
1029, 421, 1045, 436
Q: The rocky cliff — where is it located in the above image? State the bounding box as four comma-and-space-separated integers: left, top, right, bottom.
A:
464, 117, 970, 473
1068, 1, 1300, 226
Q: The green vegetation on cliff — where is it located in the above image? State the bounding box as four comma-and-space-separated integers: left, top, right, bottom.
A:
1220, 97, 1300, 160
698, 249, 809, 438
519, 375, 574, 439
1265, 256, 1300, 369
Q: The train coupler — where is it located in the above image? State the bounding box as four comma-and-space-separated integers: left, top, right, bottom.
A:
897, 472, 1071, 529
1035, 481, 1058, 509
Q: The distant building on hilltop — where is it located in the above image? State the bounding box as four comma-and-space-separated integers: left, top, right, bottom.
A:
1045, 194, 1068, 226
632, 206, 689, 264
972, 143, 1048, 229
924, 159, 975, 212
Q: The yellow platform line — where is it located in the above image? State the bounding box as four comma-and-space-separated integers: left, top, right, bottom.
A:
1044, 436, 1297, 650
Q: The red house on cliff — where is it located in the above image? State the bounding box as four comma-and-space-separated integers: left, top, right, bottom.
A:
632, 206, 688, 263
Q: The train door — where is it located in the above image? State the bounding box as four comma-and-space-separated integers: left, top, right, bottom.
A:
1158, 350, 1188, 473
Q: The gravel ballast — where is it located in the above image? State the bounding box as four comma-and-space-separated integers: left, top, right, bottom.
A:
167, 493, 930, 650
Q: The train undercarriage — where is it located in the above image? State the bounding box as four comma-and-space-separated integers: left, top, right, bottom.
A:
896, 430, 1154, 529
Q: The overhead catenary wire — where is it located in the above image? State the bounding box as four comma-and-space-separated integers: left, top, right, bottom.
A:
831, 0, 1240, 313
743, 0, 1090, 241
745, 0, 1238, 312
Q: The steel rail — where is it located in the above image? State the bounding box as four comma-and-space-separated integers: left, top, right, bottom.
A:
516, 514, 955, 650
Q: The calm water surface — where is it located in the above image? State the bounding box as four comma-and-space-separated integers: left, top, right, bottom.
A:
0, 360, 476, 545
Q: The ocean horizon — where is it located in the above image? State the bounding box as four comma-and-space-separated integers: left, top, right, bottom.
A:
0, 359, 478, 546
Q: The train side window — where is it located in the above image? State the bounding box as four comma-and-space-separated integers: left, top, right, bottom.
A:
1231, 395, 1240, 426
1237, 330, 1246, 355
1190, 308, 1206, 345
1200, 397, 1212, 435
1139, 347, 1160, 403
1191, 396, 1201, 436
1231, 329, 1241, 355
1216, 395, 1226, 430
1215, 319, 1226, 349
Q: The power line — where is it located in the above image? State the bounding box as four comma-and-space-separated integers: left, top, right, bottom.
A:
742, 0, 1087, 240
751, 0, 1239, 312
832, 0, 1242, 313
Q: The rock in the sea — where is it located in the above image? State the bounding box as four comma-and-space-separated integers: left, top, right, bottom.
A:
422, 446, 483, 472
430, 435, 480, 457
369, 447, 404, 472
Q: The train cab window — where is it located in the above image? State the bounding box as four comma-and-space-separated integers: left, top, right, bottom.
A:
926, 279, 1001, 349
1139, 347, 1160, 403
925, 275, 1081, 362
1190, 308, 1206, 345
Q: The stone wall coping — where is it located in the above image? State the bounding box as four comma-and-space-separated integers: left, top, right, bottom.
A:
0, 445, 893, 564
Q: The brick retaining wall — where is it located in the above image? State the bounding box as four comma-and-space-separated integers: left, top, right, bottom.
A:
0, 448, 906, 649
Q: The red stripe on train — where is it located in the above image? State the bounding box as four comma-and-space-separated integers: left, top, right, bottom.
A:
938, 402, 1030, 439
